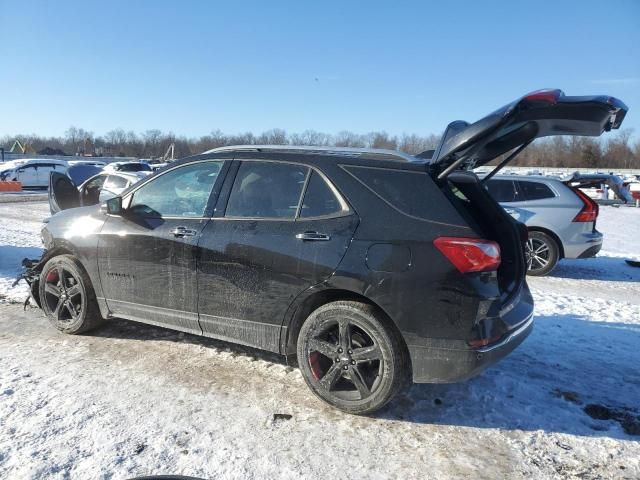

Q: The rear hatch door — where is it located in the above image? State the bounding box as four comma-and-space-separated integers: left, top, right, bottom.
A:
562, 172, 633, 203
429, 89, 628, 179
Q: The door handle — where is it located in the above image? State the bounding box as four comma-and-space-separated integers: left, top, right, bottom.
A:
295, 231, 331, 241
171, 226, 198, 238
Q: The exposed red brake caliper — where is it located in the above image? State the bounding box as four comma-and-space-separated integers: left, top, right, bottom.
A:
308, 352, 323, 380
46, 270, 59, 283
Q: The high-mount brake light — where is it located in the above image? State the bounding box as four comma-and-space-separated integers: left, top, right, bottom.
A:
523, 89, 562, 104
434, 237, 501, 273
572, 187, 599, 222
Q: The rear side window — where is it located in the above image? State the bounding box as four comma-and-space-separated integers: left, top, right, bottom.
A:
518, 180, 555, 200
486, 180, 518, 203
225, 161, 308, 219
300, 171, 348, 218
344, 165, 435, 219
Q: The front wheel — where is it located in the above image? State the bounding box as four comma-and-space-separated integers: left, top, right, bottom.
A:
38, 255, 104, 334
525, 231, 559, 276
297, 301, 410, 415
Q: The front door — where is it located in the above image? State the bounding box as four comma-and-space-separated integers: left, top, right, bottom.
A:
197, 160, 358, 351
97, 159, 228, 334
16, 165, 38, 187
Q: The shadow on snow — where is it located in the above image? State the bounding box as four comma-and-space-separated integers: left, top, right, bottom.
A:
550, 255, 640, 282
87, 310, 640, 440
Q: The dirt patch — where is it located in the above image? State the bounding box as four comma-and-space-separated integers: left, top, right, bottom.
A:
584, 404, 640, 436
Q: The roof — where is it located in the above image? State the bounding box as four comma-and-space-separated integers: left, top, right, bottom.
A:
202, 145, 420, 163
486, 173, 566, 184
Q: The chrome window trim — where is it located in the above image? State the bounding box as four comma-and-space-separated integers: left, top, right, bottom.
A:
222, 158, 353, 221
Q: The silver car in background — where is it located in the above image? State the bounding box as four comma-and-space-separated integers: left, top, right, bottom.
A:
485, 175, 603, 276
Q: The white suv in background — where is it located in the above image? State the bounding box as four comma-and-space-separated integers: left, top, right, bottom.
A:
0, 158, 69, 187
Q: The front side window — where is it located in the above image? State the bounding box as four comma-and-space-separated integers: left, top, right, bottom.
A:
129, 161, 222, 217
299, 171, 348, 218
225, 161, 308, 219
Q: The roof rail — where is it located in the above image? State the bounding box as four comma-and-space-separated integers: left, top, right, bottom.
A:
202, 145, 419, 162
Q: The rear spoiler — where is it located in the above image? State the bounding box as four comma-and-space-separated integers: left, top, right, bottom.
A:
430, 89, 628, 180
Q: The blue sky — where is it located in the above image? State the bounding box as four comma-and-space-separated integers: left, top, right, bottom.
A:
1, 0, 638, 139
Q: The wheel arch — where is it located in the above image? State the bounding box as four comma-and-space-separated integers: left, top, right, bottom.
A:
527, 226, 565, 258
281, 287, 411, 372
30, 247, 91, 307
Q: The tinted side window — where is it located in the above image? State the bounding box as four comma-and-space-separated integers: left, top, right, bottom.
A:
486, 180, 517, 203
129, 161, 222, 217
518, 181, 555, 200
344, 166, 435, 219
300, 171, 348, 218
225, 161, 308, 219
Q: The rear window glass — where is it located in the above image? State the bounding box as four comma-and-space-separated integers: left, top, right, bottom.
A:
300, 171, 347, 218
518, 180, 555, 200
344, 166, 435, 219
118, 163, 152, 172
486, 179, 518, 203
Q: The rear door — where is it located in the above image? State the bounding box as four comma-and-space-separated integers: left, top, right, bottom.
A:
36, 164, 56, 187
196, 160, 358, 351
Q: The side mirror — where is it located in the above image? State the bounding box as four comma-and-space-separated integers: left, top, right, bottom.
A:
101, 196, 123, 215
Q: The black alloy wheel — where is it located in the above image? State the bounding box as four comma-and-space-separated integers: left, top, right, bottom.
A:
39, 255, 104, 334
42, 265, 83, 323
297, 301, 409, 415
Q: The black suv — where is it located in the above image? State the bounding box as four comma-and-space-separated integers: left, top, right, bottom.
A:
27, 90, 626, 414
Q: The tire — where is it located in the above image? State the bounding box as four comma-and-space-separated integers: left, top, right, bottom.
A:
525, 230, 559, 276
297, 300, 410, 415
38, 255, 105, 334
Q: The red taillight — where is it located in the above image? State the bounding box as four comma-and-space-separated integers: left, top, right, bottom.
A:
434, 237, 501, 273
523, 89, 562, 104
572, 188, 599, 222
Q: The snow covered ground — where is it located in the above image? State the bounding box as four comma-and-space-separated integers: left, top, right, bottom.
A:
0, 201, 639, 479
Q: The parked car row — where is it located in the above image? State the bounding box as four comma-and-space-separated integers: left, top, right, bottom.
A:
24, 89, 627, 413
0, 158, 68, 186
0, 158, 153, 188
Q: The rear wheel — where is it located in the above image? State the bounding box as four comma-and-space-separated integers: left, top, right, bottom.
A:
297, 301, 409, 415
525, 231, 559, 276
38, 255, 104, 334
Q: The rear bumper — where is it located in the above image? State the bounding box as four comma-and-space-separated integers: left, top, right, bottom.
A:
408, 288, 534, 383
563, 229, 603, 259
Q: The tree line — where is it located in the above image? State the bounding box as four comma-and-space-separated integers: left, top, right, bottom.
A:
2, 126, 638, 170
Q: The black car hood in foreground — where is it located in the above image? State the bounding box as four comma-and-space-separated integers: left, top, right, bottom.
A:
429, 89, 628, 177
